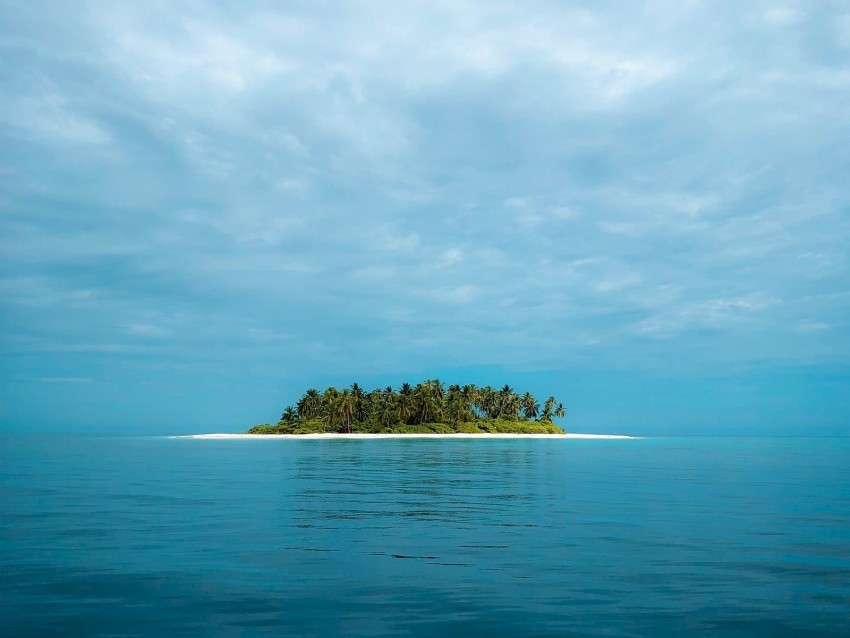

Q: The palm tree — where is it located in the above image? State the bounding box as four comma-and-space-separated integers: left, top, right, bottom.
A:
461, 384, 478, 416
430, 379, 445, 422
540, 396, 555, 422
323, 387, 340, 432
431, 379, 445, 401
295, 397, 308, 419
366, 388, 382, 419
377, 385, 394, 418
497, 385, 515, 418
350, 383, 366, 424
396, 383, 415, 424
521, 392, 539, 419
414, 382, 433, 425
337, 389, 354, 433
476, 385, 497, 419
445, 385, 469, 425
378, 399, 396, 430
504, 392, 521, 419
554, 402, 566, 420
298, 388, 322, 420
280, 406, 298, 425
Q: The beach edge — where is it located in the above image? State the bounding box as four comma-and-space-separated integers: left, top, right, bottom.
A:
172, 432, 637, 440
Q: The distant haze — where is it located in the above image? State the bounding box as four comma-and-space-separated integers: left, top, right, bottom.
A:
1, 1, 848, 434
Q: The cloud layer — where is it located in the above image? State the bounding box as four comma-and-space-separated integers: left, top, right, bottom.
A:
1, 1, 848, 429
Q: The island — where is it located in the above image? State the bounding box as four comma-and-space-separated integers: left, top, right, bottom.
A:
246, 381, 567, 435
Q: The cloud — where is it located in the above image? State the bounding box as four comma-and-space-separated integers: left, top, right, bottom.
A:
2, 93, 111, 146
0, 0, 848, 398
794, 320, 829, 333
764, 7, 800, 26
121, 323, 171, 338
633, 294, 780, 338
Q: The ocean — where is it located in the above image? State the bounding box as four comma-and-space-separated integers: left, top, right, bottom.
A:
2, 434, 848, 637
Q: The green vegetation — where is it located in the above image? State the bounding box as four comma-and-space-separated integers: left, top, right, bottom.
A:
246, 381, 566, 435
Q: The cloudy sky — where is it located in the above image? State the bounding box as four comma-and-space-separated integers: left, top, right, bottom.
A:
2, 0, 848, 433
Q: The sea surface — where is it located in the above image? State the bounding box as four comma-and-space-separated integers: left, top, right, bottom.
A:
2, 434, 849, 637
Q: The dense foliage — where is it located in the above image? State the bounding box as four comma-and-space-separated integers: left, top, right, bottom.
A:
246, 381, 566, 434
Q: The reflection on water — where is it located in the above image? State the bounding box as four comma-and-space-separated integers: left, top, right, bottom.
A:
293, 442, 540, 527
2, 435, 849, 637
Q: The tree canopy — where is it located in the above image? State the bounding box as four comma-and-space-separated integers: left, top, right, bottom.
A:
247, 380, 567, 434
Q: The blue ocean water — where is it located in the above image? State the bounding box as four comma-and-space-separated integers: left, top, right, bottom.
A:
1, 434, 849, 637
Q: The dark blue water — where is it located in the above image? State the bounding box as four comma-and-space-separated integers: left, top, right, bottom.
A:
2, 435, 849, 637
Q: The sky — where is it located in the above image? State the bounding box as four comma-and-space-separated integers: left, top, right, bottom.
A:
1, 0, 848, 435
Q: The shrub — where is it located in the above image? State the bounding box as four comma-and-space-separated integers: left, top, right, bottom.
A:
246, 424, 277, 434
455, 422, 487, 434
390, 423, 456, 434
247, 417, 565, 435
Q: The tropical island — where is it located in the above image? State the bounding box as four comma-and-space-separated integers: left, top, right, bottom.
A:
246, 380, 567, 435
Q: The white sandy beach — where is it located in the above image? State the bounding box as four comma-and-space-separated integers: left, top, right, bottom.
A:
177, 432, 636, 440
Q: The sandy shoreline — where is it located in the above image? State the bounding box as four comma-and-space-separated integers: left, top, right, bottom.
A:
175, 432, 636, 440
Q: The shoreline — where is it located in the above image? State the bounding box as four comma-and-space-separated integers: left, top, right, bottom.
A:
174, 432, 637, 440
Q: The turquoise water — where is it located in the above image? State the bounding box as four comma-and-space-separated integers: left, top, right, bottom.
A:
2, 434, 849, 636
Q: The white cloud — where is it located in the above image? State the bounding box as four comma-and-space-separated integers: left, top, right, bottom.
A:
122, 323, 171, 338
634, 294, 780, 338
0, 0, 847, 383
764, 7, 800, 25
594, 273, 642, 293
437, 248, 463, 267
416, 285, 480, 305
835, 14, 850, 48
794, 320, 829, 333
1, 93, 110, 146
